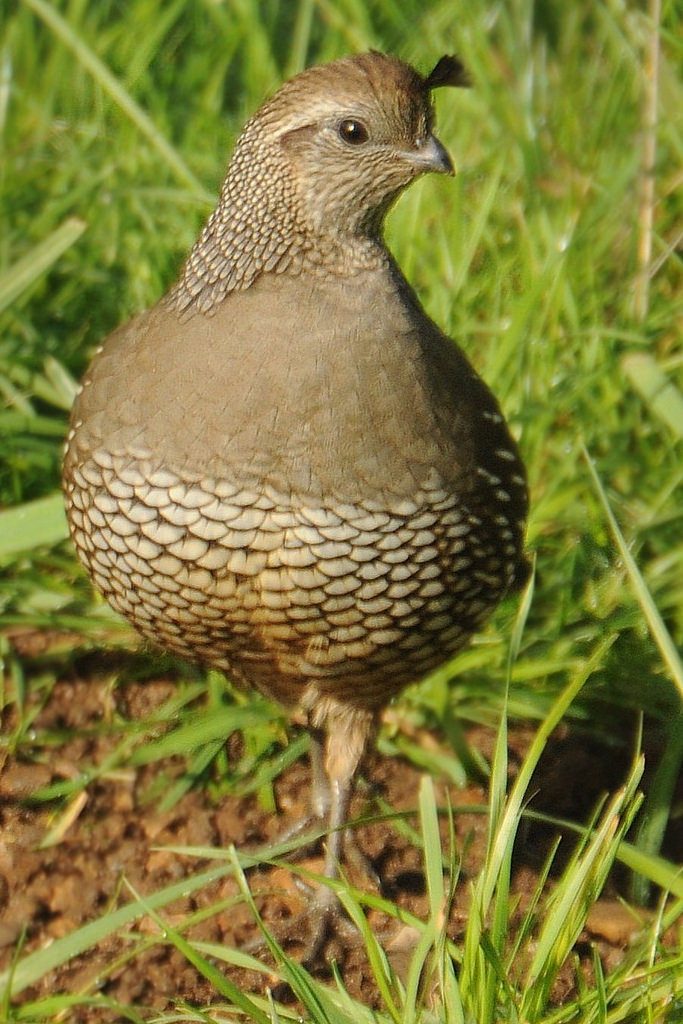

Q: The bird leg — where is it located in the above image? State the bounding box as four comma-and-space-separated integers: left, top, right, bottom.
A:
300, 702, 375, 961
317, 727, 382, 892
306, 725, 378, 881
244, 704, 376, 962
301, 772, 353, 962
264, 704, 375, 868
256, 728, 329, 863
309, 726, 331, 819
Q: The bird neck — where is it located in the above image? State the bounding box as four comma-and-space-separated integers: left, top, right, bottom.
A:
168, 119, 389, 318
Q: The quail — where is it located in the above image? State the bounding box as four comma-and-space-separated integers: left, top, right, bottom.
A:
63, 52, 528, 943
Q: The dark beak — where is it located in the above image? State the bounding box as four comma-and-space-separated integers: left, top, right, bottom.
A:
410, 134, 455, 175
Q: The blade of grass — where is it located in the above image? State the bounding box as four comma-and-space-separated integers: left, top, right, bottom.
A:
631, 710, 683, 904
582, 445, 683, 702
622, 352, 683, 439
484, 588, 594, 915
336, 885, 403, 1024
583, 445, 683, 899
0, 492, 69, 558
0, 863, 233, 997
285, 0, 315, 76
122, 878, 272, 1024
22, 0, 211, 200
450, 159, 504, 294
0, 218, 86, 313
228, 847, 343, 1024
522, 759, 644, 1019
402, 776, 446, 1024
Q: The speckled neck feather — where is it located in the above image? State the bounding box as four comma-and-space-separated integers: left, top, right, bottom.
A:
168, 116, 387, 318
165, 49, 470, 318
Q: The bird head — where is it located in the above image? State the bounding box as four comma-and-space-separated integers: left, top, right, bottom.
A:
174, 53, 469, 311
253, 52, 468, 238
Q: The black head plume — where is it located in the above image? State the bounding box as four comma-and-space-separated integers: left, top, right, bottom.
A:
424, 55, 470, 90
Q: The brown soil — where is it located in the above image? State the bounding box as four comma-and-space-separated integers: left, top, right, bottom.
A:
0, 644, 678, 1021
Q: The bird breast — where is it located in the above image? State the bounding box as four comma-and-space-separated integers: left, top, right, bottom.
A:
64, 264, 527, 708
69, 266, 505, 506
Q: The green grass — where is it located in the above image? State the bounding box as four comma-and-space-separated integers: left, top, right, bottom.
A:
1, 0, 682, 1020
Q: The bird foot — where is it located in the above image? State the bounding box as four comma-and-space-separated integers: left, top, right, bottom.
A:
242, 881, 359, 966
301, 885, 358, 966
341, 827, 381, 891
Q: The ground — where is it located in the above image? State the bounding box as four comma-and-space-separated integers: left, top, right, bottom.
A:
0, 646, 678, 1021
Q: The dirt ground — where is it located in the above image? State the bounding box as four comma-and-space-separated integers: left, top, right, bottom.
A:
0, 644, 679, 1021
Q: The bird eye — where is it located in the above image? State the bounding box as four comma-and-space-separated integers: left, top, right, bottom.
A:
338, 118, 369, 145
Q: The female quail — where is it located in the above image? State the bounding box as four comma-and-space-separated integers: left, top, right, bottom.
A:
63, 51, 528, 936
